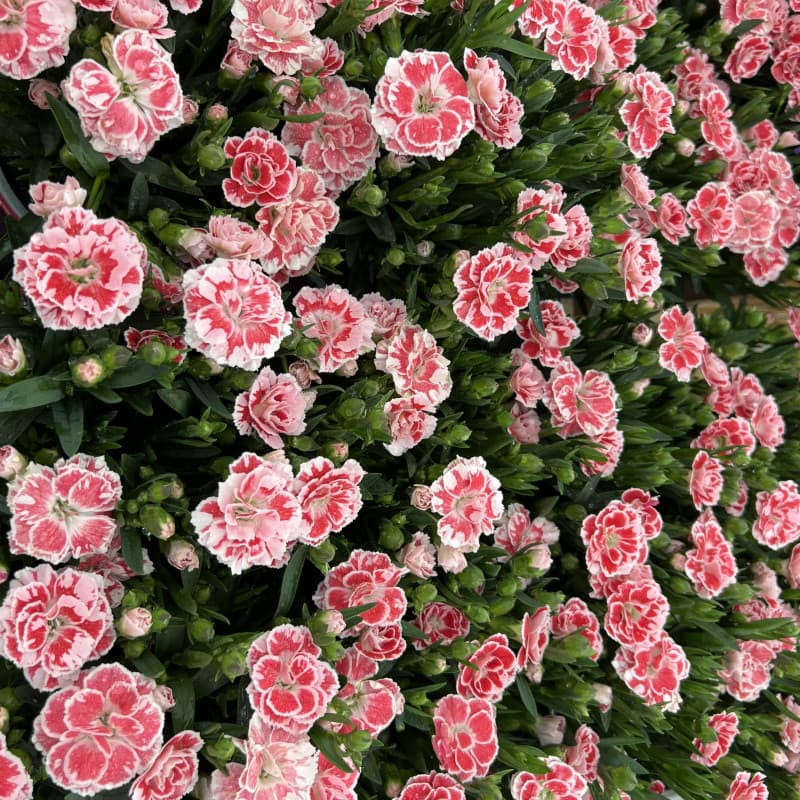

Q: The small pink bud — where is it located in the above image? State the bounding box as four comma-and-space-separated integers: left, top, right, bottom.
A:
778, 131, 800, 148
182, 97, 200, 125
416, 240, 434, 257
671, 553, 687, 571
71, 355, 105, 387
632, 323, 653, 346
152, 685, 176, 710
207, 103, 228, 122
0, 335, 25, 377
28, 78, 60, 109
320, 610, 346, 636
288, 359, 321, 389
337, 359, 358, 377
330, 442, 349, 459
631, 378, 651, 397
397, 531, 437, 578
592, 683, 613, 712
676, 138, 695, 157
0, 706, 8, 733
167, 539, 200, 571
0, 445, 27, 480
118, 607, 153, 638
535, 714, 566, 746
410, 484, 433, 510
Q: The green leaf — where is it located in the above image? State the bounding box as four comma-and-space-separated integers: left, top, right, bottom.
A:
88, 384, 123, 404
157, 388, 192, 416
185, 376, 232, 420
130, 651, 165, 679
340, 602, 378, 627
128, 171, 150, 219
170, 675, 196, 730
273, 544, 307, 619
528, 280, 545, 336
0, 408, 42, 445
309, 727, 353, 773
107, 361, 171, 389
0, 375, 64, 412
515, 673, 538, 720
401, 620, 427, 640
122, 158, 202, 195
47, 94, 109, 177
51, 395, 84, 456
120, 526, 146, 575
471, 35, 553, 61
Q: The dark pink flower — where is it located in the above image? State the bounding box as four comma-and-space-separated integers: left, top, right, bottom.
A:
552, 598, 603, 661
753, 480, 800, 550
398, 773, 464, 800
545, 358, 618, 437
620, 233, 662, 302
510, 758, 588, 800
604, 577, 669, 648
130, 731, 204, 800
0, 732, 32, 800
726, 772, 768, 800
384, 395, 438, 456
413, 602, 470, 650
580, 499, 648, 578
432, 694, 498, 782
657, 306, 708, 382
456, 633, 518, 702
691, 712, 739, 767
619, 70, 675, 159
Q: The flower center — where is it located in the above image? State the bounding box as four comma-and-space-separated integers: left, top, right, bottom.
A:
51, 497, 75, 520
67, 258, 99, 284
415, 90, 440, 114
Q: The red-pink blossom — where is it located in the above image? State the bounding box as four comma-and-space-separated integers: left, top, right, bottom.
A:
355, 623, 407, 662
234, 367, 314, 449
230, 0, 316, 75
223, 128, 297, 208
545, 358, 618, 437
8, 454, 122, 563
28, 176, 86, 218
657, 306, 708, 382
620, 163, 655, 208
517, 607, 551, 681
545, 0, 604, 80
32, 663, 164, 794
0, 564, 114, 690
612, 631, 690, 711
512, 182, 568, 270
12, 206, 146, 331
456, 633, 518, 702
282, 76, 380, 196
620, 233, 662, 302
510, 758, 588, 800
62, 30, 183, 163
779, 694, 800, 754
552, 598, 603, 661
687, 182, 736, 248
581, 428, 625, 478
183, 259, 291, 370
206, 215, 267, 260
692, 712, 739, 767
310, 753, 359, 800
413, 602, 470, 650
719, 639, 777, 702
604, 577, 669, 648
130, 731, 204, 800
371, 50, 475, 160
564, 725, 600, 783
690, 451, 725, 511
191, 452, 302, 574
313, 549, 407, 631
692, 416, 757, 462
726, 772, 769, 800
580, 499, 648, 578
453, 243, 533, 341
294, 457, 364, 546
494, 503, 559, 558
619, 70, 676, 159
247, 624, 338, 733
685, 510, 739, 599
753, 480, 800, 550
0, 732, 32, 800
110, 0, 172, 37
432, 694, 498, 782
516, 300, 580, 367
650, 193, 689, 244
751, 394, 785, 451
398, 772, 465, 800
430, 456, 503, 551
293, 284, 376, 373
397, 531, 436, 578
384, 395, 438, 456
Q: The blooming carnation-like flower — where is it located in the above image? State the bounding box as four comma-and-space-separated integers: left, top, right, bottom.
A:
687, 182, 736, 248
690, 451, 724, 510
399, 772, 465, 800
239, 714, 318, 800
28, 176, 86, 218
379, 324, 452, 405
619, 69, 675, 159
293, 284, 376, 373
256, 167, 340, 277
691, 416, 757, 463
432, 694, 498, 782
234, 366, 315, 449
719, 640, 776, 702
7, 454, 122, 563
130, 730, 204, 800
32, 662, 164, 795
247, 625, 338, 733
604, 577, 669, 648
62, 30, 183, 163
413, 602, 470, 650
691, 712, 739, 767
371, 49, 475, 160
223, 128, 297, 208
430, 456, 503, 551
513, 182, 568, 270
313, 549, 407, 631
0, 564, 114, 690
545, 358, 618, 437
0, 732, 32, 800
384, 395, 438, 456
456, 633, 518, 702
183, 259, 291, 370
206, 215, 266, 260
510, 758, 588, 800
453, 243, 533, 341
685, 510, 738, 598
612, 631, 690, 711
494, 503, 559, 558
294, 457, 364, 546
544, 0, 604, 81
517, 607, 551, 681
726, 772, 768, 800
752, 480, 800, 550
191, 452, 302, 574
552, 598, 603, 661
780, 694, 800, 754
311, 753, 359, 800
230, 0, 318, 74
355, 623, 407, 662
12, 206, 146, 331
282, 76, 380, 196
657, 306, 708, 382
620, 233, 662, 302
564, 725, 600, 783
580, 498, 648, 578
0, 0, 75, 79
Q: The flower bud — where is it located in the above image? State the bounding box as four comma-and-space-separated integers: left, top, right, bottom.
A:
71, 354, 106, 387
410, 484, 432, 510
535, 714, 566, 746
309, 539, 337, 570
140, 504, 176, 540
0, 706, 8, 734
219, 649, 248, 681
123, 639, 148, 659
204, 737, 237, 764
413, 583, 438, 606
206, 103, 229, 125
138, 338, 168, 366
632, 323, 653, 346
117, 607, 153, 639
0, 446, 27, 480
198, 144, 228, 171
150, 608, 172, 632
189, 618, 215, 643
167, 539, 200, 571
457, 565, 484, 591
152, 685, 175, 711
0, 335, 25, 377
378, 521, 405, 551
592, 683, 613, 712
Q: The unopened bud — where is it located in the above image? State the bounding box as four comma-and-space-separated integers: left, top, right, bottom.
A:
139, 504, 176, 540
117, 607, 153, 639
71, 355, 106, 388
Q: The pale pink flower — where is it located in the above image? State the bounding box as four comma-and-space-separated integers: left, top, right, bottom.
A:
28, 176, 86, 218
